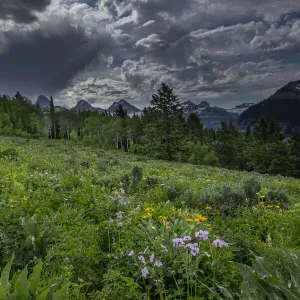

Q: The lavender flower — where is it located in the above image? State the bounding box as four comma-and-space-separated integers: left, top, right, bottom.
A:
173, 238, 185, 248
128, 250, 134, 256
213, 239, 229, 248
141, 267, 149, 278
150, 253, 155, 263
116, 212, 124, 219
138, 255, 146, 264
154, 260, 163, 267
183, 236, 192, 241
195, 230, 210, 241
109, 218, 114, 223
186, 243, 200, 256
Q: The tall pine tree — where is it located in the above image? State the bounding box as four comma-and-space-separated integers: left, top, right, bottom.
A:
142, 82, 187, 160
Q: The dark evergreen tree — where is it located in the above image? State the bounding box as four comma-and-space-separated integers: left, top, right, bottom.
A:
142, 82, 187, 160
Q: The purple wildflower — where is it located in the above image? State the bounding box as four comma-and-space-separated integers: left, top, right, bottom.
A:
195, 230, 209, 241
141, 267, 149, 278
109, 218, 115, 223
138, 255, 146, 264
213, 239, 229, 248
150, 253, 155, 263
183, 236, 192, 241
186, 243, 200, 256
154, 260, 163, 267
116, 212, 124, 219
128, 250, 134, 256
120, 188, 125, 194
173, 238, 185, 248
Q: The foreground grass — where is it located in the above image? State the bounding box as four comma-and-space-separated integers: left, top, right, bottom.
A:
0, 136, 300, 299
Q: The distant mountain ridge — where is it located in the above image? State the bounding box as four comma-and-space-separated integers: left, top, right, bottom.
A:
182, 100, 239, 129
36, 95, 259, 130
239, 80, 300, 133
108, 99, 141, 116
74, 100, 105, 113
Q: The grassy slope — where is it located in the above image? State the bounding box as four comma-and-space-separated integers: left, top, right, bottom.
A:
0, 136, 300, 298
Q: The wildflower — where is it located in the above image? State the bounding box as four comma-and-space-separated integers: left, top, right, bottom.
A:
110, 197, 116, 201
195, 230, 209, 241
109, 218, 115, 223
213, 239, 229, 248
20, 196, 28, 201
172, 238, 185, 248
142, 213, 152, 219
138, 256, 146, 264
141, 267, 149, 278
150, 253, 155, 263
128, 250, 134, 256
183, 236, 192, 241
276, 205, 281, 209
245, 198, 249, 202
259, 195, 265, 199
145, 207, 152, 213
186, 218, 193, 222
117, 222, 123, 227
205, 204, 212, 210
158, 216, 168, 222
181, 201, 185, 205
194, 215, 208, 223
116, 212, 125, 219
259, 202, 265, 205
267, 205, 273, 208
120, 188, 125, 194
186, 243, 200, 256
154, 260, 163, 267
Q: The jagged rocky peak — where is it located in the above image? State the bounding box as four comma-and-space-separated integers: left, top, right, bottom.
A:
36, 95, 50, 108
198, 101, 210, 108
108, 99, 141, 114
73, 99, 104, 112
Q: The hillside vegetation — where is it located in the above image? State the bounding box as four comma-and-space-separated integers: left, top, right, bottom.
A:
0, 136, 300, 299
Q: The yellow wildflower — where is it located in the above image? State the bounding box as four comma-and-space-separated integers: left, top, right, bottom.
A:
158, 216, 168, 222
276, 205, 280, 209
20, 196, 28, 201
259, 201, 265, 205
205, 204, 212, 210
142, 213, 152, 219
186, 218, 193, 222
267, 205, 273, 208
181, 201, 185, 205
259, 195, 265, 199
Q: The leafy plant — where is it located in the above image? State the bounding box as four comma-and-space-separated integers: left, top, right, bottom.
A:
0, 256, 70, 299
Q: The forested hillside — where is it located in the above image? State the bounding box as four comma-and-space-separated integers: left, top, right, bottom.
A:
1, 83, 300, 178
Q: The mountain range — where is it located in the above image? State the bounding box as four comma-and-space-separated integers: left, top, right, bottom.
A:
36, 96, 252, 129
36, 78, 300, 132
238, 80, 300, 133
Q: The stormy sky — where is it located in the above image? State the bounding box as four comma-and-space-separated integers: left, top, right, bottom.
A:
0, 0, 300, 108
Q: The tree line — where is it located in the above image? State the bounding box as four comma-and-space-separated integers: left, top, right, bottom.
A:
1, 83, 300, 177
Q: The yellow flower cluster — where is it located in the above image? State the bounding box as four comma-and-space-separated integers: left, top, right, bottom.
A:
142, 207, 153, 219
180, 211, 208, 223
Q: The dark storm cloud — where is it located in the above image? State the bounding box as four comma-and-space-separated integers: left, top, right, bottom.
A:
0, 0, 51, 23
1, 0, 300, 106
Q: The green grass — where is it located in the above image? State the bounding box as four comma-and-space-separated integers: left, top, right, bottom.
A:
0, 136, 300, 299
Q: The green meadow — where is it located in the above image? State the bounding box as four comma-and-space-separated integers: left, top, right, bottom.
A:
0, 136, 300, 299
